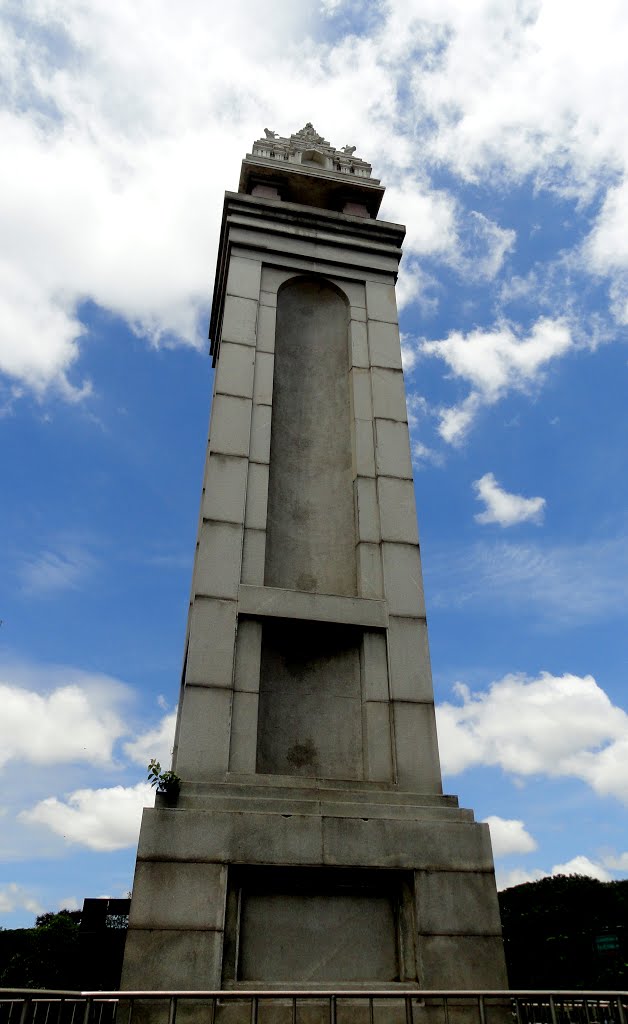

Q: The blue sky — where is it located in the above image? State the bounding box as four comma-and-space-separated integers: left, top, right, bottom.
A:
1, 0, 628, 925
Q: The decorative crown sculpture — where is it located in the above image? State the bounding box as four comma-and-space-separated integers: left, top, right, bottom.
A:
251, 123, 372, 179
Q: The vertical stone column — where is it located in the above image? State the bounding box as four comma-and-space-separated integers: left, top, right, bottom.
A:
365, 280, 442, 792
174, 255, 262, 780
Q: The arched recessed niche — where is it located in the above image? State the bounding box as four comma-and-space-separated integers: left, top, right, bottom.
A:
264, 276, 355, 596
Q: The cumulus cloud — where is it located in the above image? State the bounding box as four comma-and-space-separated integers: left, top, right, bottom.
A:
21, 782, 153, 852
603, 851, 628, 871
496, 867, 546, 891
5, 0, 628, 406
401, 1, 628, 191
454, 212, 516, 281
484, 816, 538, 857
473, 472, 546, 527
0, 3, 294, 394
123, 711, 177, 768
0, 882, 43, 916
422, 318, 573, 443
552, 856, 612, 883
395, 264, 440, 317
585, 180, 628, 324
411, 440, 443, 469
436, 671, 628, 803
0, 676, 129, 770
497, 856, 612, 891
380, 184, 457, 259
400, 335, 422, 373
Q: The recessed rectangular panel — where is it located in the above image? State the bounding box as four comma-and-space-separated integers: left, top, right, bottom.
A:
229, 868, 405, 984
257, 619, 363, 780
265, 278, 356, 596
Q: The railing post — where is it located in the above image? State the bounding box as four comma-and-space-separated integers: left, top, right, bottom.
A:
478, 995, 486, 1024
405, 995, 413, 1024
329, 995, 336, 1024
19, 998, 32, 1024
167, 997, 177, 1024
617, 999, 627, 1024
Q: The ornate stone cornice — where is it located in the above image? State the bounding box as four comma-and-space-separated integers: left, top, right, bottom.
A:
251, 122, 373, 179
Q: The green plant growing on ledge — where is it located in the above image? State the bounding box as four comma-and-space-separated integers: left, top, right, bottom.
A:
147, 758, 181, 798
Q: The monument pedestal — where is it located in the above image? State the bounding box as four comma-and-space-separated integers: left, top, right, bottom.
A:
123, 777, 505, 990
121, 124, 507, 993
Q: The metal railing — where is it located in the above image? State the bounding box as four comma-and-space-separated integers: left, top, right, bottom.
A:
1, 991, 626, 1024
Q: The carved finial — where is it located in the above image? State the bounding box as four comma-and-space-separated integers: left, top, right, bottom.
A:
264, 128, 279, 139
342, 145, 356, 155
301, 123, 322, 140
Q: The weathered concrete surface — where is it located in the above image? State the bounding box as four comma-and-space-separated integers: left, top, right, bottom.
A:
264, 278, 356, 597
257, 619, 363, 780
125, 796, 504, 990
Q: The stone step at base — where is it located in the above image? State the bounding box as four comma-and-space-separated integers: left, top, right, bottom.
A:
180, 779, 460, 808
173, 792, 474, 822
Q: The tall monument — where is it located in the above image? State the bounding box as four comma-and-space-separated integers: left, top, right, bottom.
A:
122, 125, 507, 991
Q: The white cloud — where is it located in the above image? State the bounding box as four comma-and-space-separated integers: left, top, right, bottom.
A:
437, 395, 481, 446
0, 1, 315, 396
21, 782, 153, 852
17, 541, 97, 595
586, 180, 628, 276
400, 334, 421, 372
411, 440, 443, 468
427, 535, 628, 625
0, 676, 129, 770
2, 0, 628, 405
380, 184, 457, 259
396, 264, 440, 316
454, 212, 516, 281
585, 180, 628, 324
405, 393, 429, 429
400, 1, 628, 192
484, 816, 537, 857
0, 882, 43, 916
473, 472, 546, 527
552, 856, 611, 882
603, 851, 628, 870
496, 867, 546, 891
0, 256, 90, 400
436, 670, 628, 803
58, 896, 81, 912
497, 856, 614, 891
123, 711, 177, 768
422, 318, 573, 443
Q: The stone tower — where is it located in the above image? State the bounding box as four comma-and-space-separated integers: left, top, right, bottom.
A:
121, 125, 508, 991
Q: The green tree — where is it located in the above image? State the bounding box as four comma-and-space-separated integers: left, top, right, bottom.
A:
499, 875, 628, 988
0, 910, 82, 989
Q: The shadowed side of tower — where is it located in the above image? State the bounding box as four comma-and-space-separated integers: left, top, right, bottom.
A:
121, 124, 508, 993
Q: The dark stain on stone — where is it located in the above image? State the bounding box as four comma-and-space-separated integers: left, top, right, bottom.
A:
286, 739, 318, 769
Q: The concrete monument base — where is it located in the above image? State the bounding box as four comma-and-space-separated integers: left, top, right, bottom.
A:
122, 777, 506, 991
